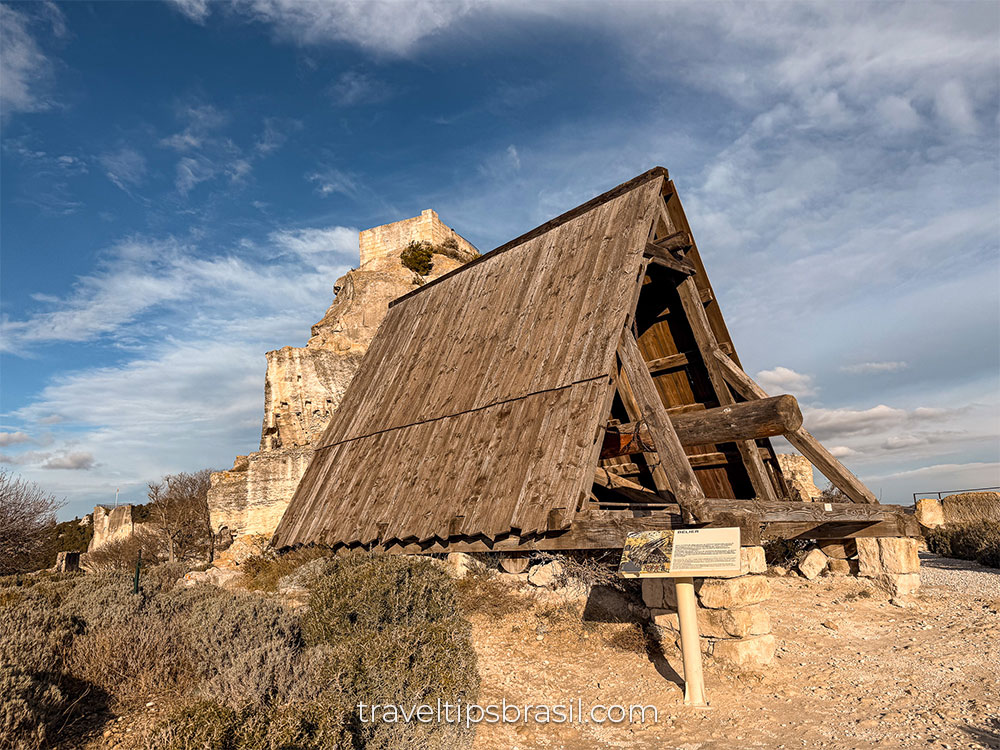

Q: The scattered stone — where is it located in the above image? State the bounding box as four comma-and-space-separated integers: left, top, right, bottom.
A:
874, 572, 921, 598
821, 621, 839, 631
712, 634, 776, 668
857, 537, 920, 576
696, 576, 771, 609
527, 560, 564, 588
445, 552, 483, 579
826, 558, 855, 576
798, 548, 829, 580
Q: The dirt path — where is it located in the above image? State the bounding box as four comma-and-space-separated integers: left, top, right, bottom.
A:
469, 569, 1000, 750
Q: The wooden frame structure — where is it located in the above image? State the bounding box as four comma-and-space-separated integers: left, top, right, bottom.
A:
272, 168, 917, 554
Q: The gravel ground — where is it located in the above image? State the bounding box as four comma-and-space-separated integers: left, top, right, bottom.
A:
918, 551, 1000, 598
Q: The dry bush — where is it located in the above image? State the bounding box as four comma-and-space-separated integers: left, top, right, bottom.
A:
147, 469, 215, 564
239, 546, 329, 592
762, 538, 811, 567
603, 622, 655, 655
84, 528, 166, 571
0, 470, 62, 574
455, 572, 524, 619
926, 521, 1000, 568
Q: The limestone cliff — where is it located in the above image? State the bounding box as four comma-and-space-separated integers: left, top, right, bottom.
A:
208, 210, 477, 541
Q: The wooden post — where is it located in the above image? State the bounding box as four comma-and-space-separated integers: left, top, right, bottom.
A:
617, 328, 710, 522
676, 577, 708, 707
676, 278, 779, 503
712, 350, 879, 505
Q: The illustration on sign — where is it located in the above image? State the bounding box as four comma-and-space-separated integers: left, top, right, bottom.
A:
619, 527, 741, 578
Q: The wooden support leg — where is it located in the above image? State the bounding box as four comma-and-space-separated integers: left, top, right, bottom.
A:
675, 278, 778, 502
618, 328, 710, 522
712, 350, 879, 505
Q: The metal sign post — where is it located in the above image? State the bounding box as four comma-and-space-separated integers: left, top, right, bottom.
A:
620, 527, 742, 708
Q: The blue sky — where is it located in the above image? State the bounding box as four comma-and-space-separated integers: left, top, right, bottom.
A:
1, 0, 998, 520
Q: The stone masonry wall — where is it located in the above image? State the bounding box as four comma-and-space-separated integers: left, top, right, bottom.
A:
359, 209, 478, 268
645, 546, 776, 669
777, 453, 822, 501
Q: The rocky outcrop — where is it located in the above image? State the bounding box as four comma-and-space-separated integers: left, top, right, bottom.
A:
208, 210, 477, 541
777, 453, 822, 501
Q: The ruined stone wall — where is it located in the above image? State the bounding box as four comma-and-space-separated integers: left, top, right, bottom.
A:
359, 209, 478, 268
88, 504, 157, 552
915, 491, 1000, 528
777, 453, 822, 501
208, 211, 476, 540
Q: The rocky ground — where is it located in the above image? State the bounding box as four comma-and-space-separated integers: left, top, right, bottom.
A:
469, 553, 1000, 750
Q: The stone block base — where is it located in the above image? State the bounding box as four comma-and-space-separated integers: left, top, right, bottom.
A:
857, 537, 920, 576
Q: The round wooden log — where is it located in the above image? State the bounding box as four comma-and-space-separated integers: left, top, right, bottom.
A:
499, 554, 530, 574
601, 395, 802, 458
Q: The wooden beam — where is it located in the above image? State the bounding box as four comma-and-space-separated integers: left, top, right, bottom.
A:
644, 243, 696, 275
676, 277, 779, 502
687, 452, 728, 467
616, 357, 673, 496
713, 350, 880, 505
646, 351, 689, 373
602, 395, 803, 458
651, 230, 694, 254
369, 503, 918, 554
618, 328, 710, 521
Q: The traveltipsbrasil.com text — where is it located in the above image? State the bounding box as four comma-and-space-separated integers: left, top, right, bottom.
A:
357, 699, 658, 726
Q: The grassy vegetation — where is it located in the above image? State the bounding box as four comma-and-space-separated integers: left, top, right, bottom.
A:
0, 553, 479, 749
925, 521, 1000, 568
401, 240, 435, 275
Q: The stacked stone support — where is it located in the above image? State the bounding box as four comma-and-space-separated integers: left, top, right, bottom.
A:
644, 546, 776, 669
856, 537, 921, 598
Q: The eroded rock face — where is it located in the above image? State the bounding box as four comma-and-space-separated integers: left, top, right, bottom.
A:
208, 211, 477, 540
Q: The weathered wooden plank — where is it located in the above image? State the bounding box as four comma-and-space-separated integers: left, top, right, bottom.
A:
602, 395, 803, 457
712, 350, 880, 505
646, 352, 690, 373
688, 452, 728, 467
676, 277, 779, 502
617, 328, 709, 521
651, 230, 694, 254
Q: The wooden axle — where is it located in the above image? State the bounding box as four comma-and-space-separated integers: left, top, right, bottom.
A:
601, 395, 802, 459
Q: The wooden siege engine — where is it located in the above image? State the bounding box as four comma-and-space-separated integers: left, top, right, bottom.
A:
272, 168, 918, 555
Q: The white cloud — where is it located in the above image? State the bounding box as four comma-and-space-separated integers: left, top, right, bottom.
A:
306, 167, 358, 198
329, 70, 389, 106
167, 0, 211, 23
755, 366, 816, 398
935, 80, 978, 134
828, 446, 858, 458
0, 3, 56, 116
41, 451, 95, 470
100, 147, 148, 191
840, 361, 908, 375
0, 431, 34, 447
230, 0, 478, 55
5, 224, 359, 515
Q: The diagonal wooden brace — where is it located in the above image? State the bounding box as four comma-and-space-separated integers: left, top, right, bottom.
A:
712, 349, 879, 505
617, 328, 711, 522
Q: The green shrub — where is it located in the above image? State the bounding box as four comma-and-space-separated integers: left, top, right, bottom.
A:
0, 555, 480, 750
926, 521, 1000, 568
303, 553, 479, 750
401, 241, 434, 275
239, 546, 329, 592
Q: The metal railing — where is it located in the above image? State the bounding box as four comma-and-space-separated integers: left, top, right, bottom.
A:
912, 486, 1000, 503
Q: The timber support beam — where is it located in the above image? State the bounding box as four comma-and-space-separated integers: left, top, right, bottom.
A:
712, 350, 879, 505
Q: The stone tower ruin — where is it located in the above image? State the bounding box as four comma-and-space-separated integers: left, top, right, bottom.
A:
208, 211, 478, 542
